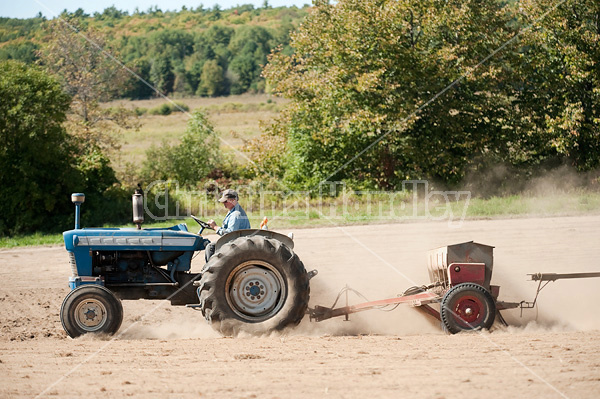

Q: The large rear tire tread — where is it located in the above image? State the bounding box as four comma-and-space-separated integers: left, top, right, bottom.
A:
198, 236, 309, 336
60, 285, 123, 338
440, 283, 495, 334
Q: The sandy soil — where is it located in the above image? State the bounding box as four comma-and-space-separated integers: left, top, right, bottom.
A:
1, 215, 600, 398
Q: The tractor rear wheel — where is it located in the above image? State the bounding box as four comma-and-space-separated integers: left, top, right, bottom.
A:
60, 285, 123, 338
440, 283, 495, 334
198, 235, 309, 336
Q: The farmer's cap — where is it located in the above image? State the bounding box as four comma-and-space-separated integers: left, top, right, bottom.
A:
218, 189, 238, 203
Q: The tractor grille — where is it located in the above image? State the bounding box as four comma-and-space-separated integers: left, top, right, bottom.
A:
68, 252, 78, 276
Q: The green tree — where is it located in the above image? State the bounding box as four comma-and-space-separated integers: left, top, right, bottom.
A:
40, 19, 138, 148
148, 29, 194, 60
228, 26, 273, 93
173, 63, 194, 95
0, 41, 39, 63
210, 5, 222, 21
123, 58, 155, 99
516, 0, 600, 171
262, 0, 519, 189
0, 61, 78, 235
97, 6, 128, 20
198, 59, 225, 96
150, 55, 175, 94
141, 111, 223, 187
39, 19, 139, 186
201, 25, 234, 51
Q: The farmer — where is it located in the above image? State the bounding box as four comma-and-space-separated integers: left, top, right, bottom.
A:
205, 189, 250, 262
208, 189, 251, 235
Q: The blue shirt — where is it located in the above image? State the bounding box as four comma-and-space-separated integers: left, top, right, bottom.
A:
216, 203, 251, 235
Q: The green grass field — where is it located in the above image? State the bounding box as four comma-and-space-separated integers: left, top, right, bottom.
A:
108, 93, 287, 171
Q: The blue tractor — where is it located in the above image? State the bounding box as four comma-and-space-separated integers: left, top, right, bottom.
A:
60, 192, 312, 338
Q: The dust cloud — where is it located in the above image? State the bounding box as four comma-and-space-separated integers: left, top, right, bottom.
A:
111, 302, 220, 340
462, 163, 598, 198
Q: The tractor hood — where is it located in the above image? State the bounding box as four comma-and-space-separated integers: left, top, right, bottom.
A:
63, 223, 206, 253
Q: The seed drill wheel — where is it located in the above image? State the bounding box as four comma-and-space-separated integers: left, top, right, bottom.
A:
60, 285, 123, 338
440, 283, 496, 334
198, 235, 309, 336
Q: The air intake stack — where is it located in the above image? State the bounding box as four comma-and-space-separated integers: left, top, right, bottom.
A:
71, 193, 85, 230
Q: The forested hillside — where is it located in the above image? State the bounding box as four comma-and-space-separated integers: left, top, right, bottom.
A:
0, 4, 309, 98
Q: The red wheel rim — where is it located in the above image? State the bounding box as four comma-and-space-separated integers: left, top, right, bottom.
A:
451, 294, 484, 327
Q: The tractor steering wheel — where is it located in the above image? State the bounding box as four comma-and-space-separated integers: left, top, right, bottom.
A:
191, 215, 213, 234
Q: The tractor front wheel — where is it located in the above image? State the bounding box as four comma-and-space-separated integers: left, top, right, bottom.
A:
440, 283, 496, 334
60, 285, 123, 338
198, 235, 309, 336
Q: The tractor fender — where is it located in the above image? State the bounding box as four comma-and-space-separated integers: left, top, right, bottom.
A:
214, 229, 294, 252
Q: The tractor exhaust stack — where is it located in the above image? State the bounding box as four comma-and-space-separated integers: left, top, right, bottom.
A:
132, 185, 144, 229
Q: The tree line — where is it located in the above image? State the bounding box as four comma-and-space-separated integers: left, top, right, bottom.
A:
0, 4, 308, 98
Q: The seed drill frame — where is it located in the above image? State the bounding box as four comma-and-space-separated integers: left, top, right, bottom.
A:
308, 241, 600, 333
